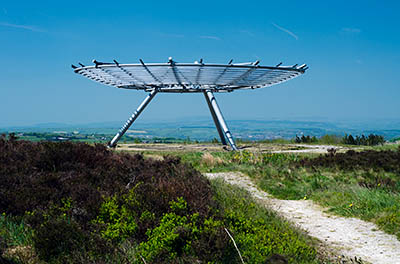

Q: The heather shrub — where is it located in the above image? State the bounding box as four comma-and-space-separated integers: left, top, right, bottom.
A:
0, 137, 215, 262
0, 136, 213, 218
33, 217, 87, 262
298, 149, 400, 174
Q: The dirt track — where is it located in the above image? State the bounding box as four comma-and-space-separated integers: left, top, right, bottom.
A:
205, 172, 400, 264
117, 143, 353, 154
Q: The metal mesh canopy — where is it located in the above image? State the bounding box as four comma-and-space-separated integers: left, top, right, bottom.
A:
73, 59, 307, 92
72, 58, 308, 150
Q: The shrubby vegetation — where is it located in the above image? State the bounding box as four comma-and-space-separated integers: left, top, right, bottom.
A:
298, 148, 400, 175
176, 148, 400, 240
0, 135, 321, 263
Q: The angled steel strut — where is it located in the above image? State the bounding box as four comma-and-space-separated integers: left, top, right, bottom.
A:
204, 90, 238, 150
108, 89, 158, 148
203, 91, 227, 146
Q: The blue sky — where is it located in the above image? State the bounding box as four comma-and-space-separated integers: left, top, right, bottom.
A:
1, 0, 399, 127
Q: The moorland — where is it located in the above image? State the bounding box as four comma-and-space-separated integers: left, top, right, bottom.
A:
1, 133, 400, 263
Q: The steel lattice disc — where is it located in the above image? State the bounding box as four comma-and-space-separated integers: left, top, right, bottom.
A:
73, 59, 307, 93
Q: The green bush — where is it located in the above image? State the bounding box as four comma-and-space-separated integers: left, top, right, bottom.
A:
135, 198, 232, 263
94, 191, 138, 243
137, 212, 200, 262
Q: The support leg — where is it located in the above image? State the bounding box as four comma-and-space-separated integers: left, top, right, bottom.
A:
204, 90, 238, 150
203, 91, 227, 146
108, 89, 158, 148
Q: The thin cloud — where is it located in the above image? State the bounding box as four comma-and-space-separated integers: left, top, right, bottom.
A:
159, 33, 185, 38
0, 22, 44, 32
199, 35, 221, 40
239, 30, 255, 37
342, 27, 361, 34
271, 22, 298, 40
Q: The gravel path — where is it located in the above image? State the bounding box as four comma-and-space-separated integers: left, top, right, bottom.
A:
205, 172, 400, 264
117, 143, 355, 154
271, 144, 345, 154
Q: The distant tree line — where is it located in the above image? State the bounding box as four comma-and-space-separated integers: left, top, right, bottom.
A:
294, 133, 385, 146
342, 134, 385, 146
294, 135, 318, 144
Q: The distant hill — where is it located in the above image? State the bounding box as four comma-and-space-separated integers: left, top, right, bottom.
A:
2, 118, 400, 141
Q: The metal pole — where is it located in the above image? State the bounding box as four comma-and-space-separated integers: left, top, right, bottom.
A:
204, 90, 238, 150
203, 91, 227, 145
108, 89, 158, 148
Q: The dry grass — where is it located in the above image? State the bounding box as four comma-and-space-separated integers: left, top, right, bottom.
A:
3, 245, 40, 264
201, 152, 224, 167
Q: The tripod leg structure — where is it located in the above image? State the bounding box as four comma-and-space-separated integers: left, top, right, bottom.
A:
204, 90, 238, 151
108, 89, 158, 148
203, 91, 227, 146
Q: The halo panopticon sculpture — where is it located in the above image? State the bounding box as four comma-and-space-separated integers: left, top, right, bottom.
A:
72, 58, 307, 150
